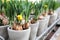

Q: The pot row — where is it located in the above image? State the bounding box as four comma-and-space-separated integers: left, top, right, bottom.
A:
0, 12, 58, 40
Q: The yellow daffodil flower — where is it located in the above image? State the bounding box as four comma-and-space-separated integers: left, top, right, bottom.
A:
17, 15, 23, 20
44, 5, 48, 8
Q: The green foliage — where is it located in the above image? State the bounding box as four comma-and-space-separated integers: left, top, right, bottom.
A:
0, 0, 3, 13
2, 0, 60, 24
48, 0, 55, 10
14, 1, 23, 15
41, 0, 60, 12
3, 0, 15, 24
3, 0, 32, 24
0, 0, 3, 25
23, 1, 32, 23
54, 1, 60, 10
42, 0, 49, 11
33, 1, 43, 20
43, 0, 60, 10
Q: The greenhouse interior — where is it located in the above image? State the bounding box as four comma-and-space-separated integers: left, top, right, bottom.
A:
0, 0, 60, 40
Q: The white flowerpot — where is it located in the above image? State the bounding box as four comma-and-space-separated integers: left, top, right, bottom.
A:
44, 15, 50, 27
8, 27, 31, 40
0, 25, 9, 40
49, 12, 58, 26
37, 18, 48, 36
55, 9, 60, 24
55, 8, 60, 18
29, 21, 39, 40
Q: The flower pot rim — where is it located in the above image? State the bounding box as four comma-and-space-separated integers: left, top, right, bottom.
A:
48, 13, 57, 17
8, 27, 31, 32
0, 25, 9, 28
38, 18, 47, 21
44, 15, 50, 18
48, 12, 56, 16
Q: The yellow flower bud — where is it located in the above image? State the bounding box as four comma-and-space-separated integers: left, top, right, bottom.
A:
44, 5, 48, 8
2, 0, 4, 3
17, 15, 23, 20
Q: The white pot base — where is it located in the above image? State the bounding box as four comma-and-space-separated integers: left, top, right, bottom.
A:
8, 27, 31, 40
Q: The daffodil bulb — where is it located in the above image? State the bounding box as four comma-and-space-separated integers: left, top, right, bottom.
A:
39, 15, 44, 20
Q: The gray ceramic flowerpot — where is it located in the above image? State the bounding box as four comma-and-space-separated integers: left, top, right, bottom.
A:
0, 25, 9, 40
8, 27, 31, 40
37, 18, 48, 36
29, 21, 39, 40
49, 12, 58, 26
